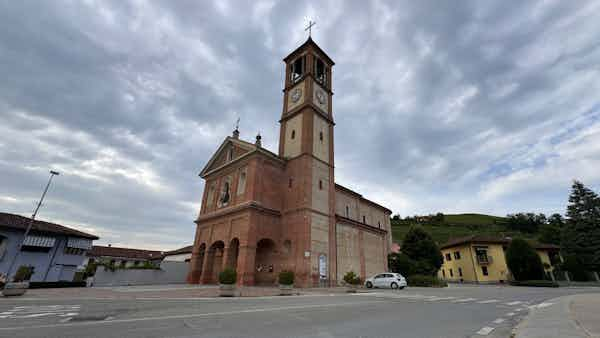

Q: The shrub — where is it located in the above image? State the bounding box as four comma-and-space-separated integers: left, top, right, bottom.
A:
278, 271, 294, 285
343, 271, 361, 285
13, 265, 35, 282
407, 274, 447, 287
509, 280, 559, 288
218, 268, 237, 285
561, 255, 589, 281
505, 239, 545, 281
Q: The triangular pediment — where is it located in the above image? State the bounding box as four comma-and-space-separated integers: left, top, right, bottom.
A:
199, 137, 256, 177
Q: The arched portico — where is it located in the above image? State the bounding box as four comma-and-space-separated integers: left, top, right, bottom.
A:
255, 238, 277, 285
202, 241, 225, 284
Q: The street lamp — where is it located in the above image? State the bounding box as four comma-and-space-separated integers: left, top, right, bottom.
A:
5, 170, 60, 280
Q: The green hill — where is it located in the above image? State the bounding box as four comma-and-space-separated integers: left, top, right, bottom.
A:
391, 213, 537, 245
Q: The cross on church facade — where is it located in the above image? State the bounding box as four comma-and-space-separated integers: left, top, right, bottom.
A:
305, 20, 316, 37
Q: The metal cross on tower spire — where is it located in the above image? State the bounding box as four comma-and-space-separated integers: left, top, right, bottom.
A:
305, 20, 316, 37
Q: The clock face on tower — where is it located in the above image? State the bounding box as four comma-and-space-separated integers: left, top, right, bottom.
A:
313, 85, 328, 112
291, 88, 302, 103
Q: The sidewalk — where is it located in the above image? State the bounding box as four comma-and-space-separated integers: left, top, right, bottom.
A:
514, 293, 600, 338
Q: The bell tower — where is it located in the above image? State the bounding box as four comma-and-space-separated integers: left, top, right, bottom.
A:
279, 37, 337, 286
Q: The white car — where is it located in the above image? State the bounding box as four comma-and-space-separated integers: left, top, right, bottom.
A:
365, 272, 407, 289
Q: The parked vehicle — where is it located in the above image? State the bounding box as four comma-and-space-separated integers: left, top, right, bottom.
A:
365, 273, 407, 289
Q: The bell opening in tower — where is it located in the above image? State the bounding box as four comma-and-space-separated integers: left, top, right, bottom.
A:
290, 56, 305, 84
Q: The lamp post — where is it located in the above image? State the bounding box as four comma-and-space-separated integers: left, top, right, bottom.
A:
5, 170, 60, 281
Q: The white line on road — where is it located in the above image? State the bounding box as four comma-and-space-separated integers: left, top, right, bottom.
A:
505, 301, 522, 306
425, 297, 456, 302
452, 298, 477, 303
478, 299, 499, 304
493, 318, 505, 324
59, 317, 73, 323
0, 300, 385, 331
476, 326, 494, 335
506, 312, 516, 316
528, 302, 554, 309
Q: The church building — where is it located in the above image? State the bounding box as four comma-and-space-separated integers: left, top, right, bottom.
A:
187, 38, 392, 287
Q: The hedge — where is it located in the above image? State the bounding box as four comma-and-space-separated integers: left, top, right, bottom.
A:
407, 274, 447, 287
509, 280, 559, 288
29, 281, 87, 289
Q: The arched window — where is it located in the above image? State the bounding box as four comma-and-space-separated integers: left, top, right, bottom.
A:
291, 130, 296, 140
345, 206, 349, 217
227, 148, 233, 161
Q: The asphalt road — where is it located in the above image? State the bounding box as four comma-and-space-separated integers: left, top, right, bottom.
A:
0, 285, 597, 338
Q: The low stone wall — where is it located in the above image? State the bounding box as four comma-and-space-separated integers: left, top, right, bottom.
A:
92, 261, 189, 287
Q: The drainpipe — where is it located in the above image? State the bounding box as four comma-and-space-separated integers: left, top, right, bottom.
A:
468, 245, 478, 283
43, 238, 62, 282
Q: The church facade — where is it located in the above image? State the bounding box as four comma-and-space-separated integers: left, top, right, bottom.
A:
187, 38, 392, 287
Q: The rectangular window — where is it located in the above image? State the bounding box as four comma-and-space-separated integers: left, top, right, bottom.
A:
362, 216, 366, 223
442, 269, 446, 278
345, 206, 349, 217
445, 253, 452, 261
449, 268, 453, 277
454, 251, 461, 260
458, 267, 463, 277
482, 266, 489, 276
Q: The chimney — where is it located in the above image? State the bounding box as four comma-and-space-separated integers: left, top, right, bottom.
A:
232, 128, 239, 139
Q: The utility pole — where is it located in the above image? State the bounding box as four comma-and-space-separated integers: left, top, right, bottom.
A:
5, 170, 60, 280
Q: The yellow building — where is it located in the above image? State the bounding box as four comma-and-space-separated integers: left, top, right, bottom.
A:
438, 236, 560, 284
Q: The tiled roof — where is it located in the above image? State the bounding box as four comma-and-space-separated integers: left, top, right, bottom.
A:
88, 245, 163, 260
163, 245, 193, 257
440, 235, 560, 250
0, 212, 98, 240
334, 183, 392, 213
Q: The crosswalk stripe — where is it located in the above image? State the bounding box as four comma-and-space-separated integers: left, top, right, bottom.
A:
476, 326, 494, 335
452, 297, 477, 303
478, 299, 499, 304
506, 301, 522, 306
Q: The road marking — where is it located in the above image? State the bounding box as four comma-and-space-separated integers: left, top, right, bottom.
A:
476, 326, 494, 335
59, 317, 73, 323
493, 318, 505, 324
506, 312, 516, 316
505, 301, 522, 306
0, 300, 385, 331
528, 302, 554, 309
452, 298, 477, 303
478, 299, 499, 304
0, 305, 80, 320
425, 297, 456, 302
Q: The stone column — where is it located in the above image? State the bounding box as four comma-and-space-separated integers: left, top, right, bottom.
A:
200, 250, 212, 284
236, 245, 256, 286
187, 249, 203, 284
222, 245, 230, 271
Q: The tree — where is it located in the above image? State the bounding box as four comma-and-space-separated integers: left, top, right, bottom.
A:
506, 213, 546, 233
505, 239, 545, 281
539, 213, 564, 245
561, 181, 600, 272
400, 226, 443, 276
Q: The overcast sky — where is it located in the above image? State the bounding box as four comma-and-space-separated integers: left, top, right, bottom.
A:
1, 1, 599, 250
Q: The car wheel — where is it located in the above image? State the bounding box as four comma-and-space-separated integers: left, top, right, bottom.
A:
366, 281, 373, 289
390, 282, 399, 289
